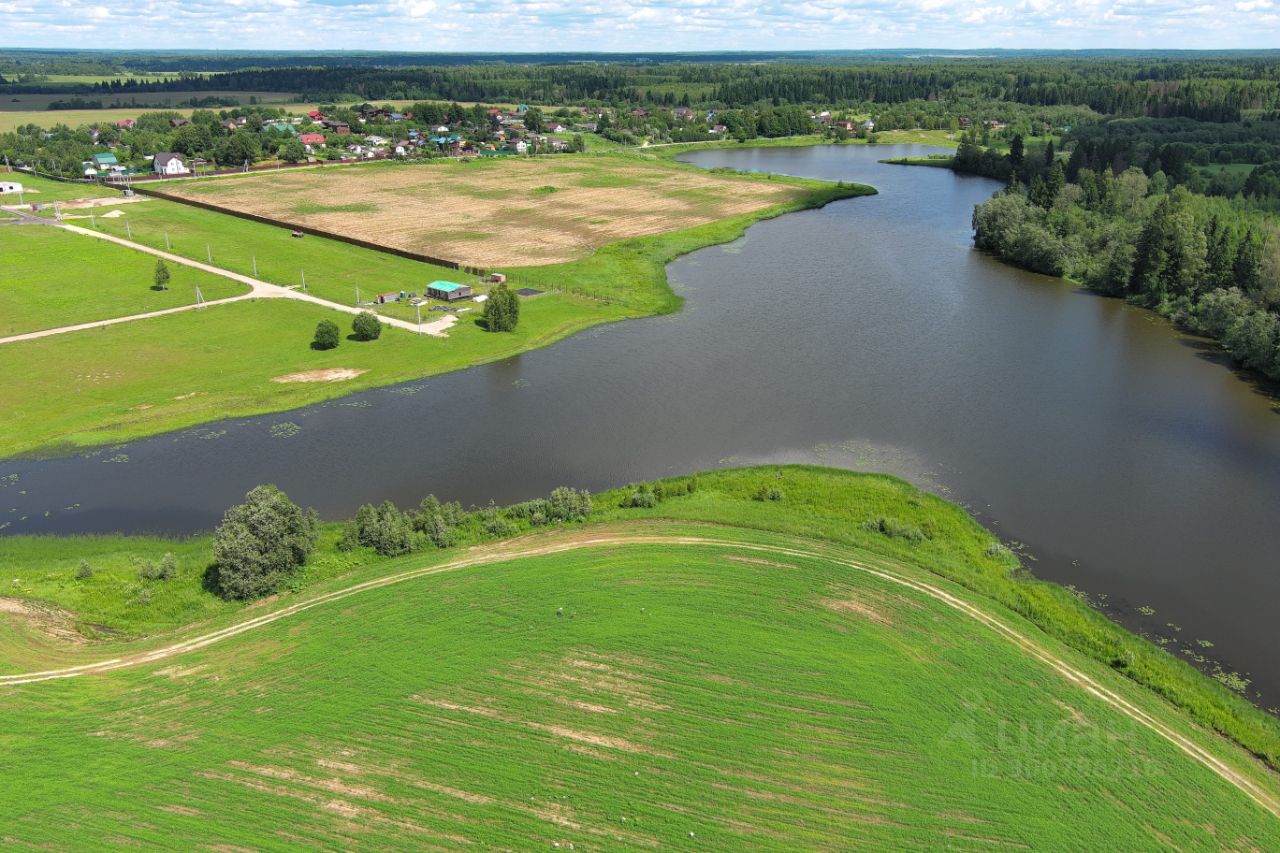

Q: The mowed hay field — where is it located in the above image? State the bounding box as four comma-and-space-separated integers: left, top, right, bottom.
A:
2, 524, 1279, 848
166, 156, 806, 266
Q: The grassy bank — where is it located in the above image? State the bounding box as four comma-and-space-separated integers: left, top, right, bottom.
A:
3, 465, 1279, 779
879, 155, 957, 168
1, 466, 1276, 847
641, 128, 960, 159
0, 170, 869, 459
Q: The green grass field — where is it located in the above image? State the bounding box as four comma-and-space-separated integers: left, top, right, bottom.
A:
0, 227, 247, 336
0, 295, 617, 459
0, 165, 866, 458
0, 171, 116, 203
0, 468, 1277, 847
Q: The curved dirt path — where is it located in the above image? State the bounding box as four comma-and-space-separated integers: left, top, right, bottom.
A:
1, 529, 1277, 820
0, 222, 457, 345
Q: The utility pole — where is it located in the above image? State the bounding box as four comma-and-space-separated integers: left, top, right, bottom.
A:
195, 285, 205, 305
206, 243, 212, 264
416, 302, 422, 334
126, 220, 132, 240
300, 269, 306, 292
252, 256, 258, 277
89, 209, 95, 229
165, 232, 171, 251
355, 284, 360, 306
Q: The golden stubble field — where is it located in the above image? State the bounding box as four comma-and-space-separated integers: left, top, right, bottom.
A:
167, 156, 804, 266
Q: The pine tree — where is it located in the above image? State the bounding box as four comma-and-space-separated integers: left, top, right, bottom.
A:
153, 259, 170, 291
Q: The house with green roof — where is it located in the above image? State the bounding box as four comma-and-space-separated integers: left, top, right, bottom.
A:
427, 280, 473, 301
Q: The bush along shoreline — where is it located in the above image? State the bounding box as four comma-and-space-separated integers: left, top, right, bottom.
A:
5, 465, 1279, 773
955, 132, 1280, 384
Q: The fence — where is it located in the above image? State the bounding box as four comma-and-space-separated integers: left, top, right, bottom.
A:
127, 184, 484, 276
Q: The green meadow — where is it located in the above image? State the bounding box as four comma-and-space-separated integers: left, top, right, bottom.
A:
0, 468, 1277, 848
0, 165, 867, 458
0, 295, 615, 459
4, 466, 1280, 785
0, 226, 246, 336
0, 171, 117, 202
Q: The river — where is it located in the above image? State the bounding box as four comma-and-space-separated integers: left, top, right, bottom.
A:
3, 144, 1279, 704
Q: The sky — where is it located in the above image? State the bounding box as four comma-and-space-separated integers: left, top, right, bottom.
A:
3, 0, 1280, 51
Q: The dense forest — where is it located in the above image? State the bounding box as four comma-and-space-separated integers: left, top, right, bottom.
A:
971, 135, 1280, 380
4, 55, 1280, 119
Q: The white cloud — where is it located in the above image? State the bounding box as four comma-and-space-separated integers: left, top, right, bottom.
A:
2, 0, 1279, 48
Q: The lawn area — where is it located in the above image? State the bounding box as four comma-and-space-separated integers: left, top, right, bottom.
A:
0, 469, 1277, 847
0, 226, 247, 336
77, 195, 474, 321
0, 171, 117, 203
0, 294, 618, 458
160, 154, 811, 266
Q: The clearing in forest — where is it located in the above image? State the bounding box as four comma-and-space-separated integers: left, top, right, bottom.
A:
165, 155, 804, 266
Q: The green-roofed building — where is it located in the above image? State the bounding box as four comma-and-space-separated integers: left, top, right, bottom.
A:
427, 280, 473, 301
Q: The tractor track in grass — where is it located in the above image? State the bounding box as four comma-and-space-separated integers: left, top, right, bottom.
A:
1, 526, 1277, 820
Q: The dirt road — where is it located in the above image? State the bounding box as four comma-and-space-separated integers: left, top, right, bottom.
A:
1, 528, 1276, 819
0, 220, 457, 345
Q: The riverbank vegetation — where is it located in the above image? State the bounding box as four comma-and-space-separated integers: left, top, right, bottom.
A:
968, 129, 1280, 380
3, 466, 1280, 779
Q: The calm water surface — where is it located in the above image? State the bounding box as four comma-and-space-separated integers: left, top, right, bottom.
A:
4, 145, 1279, 702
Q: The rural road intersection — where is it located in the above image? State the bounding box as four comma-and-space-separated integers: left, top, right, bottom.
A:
0, 212, 458, 344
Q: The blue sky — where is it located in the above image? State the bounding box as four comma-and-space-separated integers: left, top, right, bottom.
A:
3, 0, 1279, 50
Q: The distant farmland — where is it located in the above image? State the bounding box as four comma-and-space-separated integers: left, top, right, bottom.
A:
165, 156, 805, 266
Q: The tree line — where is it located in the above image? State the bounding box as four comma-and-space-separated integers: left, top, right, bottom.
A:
973, 157, 1280, 379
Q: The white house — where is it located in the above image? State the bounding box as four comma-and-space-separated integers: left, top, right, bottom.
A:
153, 152, 190, 176
0, 180, 24, 195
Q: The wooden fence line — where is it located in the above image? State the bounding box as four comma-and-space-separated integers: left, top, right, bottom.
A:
128, 184, 485, 276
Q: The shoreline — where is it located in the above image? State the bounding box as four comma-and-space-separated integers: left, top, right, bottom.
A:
1, 158, 874, 460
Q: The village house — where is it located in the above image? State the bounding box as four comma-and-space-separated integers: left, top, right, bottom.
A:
85, 152, 123, 175
153, 152, 190, 176
834, 120, 856, 132
299, 132, 326, 150
861, 119, 876, 131
673, 107, 695, 121
0, 180, 24, 195
169, 117, 189, 128
115, 118, 135, 129
321, 119, 350, 135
